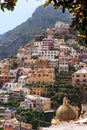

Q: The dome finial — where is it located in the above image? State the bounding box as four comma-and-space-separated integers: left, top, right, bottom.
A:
63, 97, 69, 105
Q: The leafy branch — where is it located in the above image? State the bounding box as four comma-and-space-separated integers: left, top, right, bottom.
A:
44, 0, 87, 45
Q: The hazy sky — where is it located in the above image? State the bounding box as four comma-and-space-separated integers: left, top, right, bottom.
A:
0, 0, 46, 34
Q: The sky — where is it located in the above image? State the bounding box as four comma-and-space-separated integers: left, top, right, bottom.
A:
0, 0, 46, 34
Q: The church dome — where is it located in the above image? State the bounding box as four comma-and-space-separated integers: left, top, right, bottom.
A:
56, 97, 75, 121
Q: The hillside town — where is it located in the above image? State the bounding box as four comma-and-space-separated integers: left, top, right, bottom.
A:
0, 21, 87, 130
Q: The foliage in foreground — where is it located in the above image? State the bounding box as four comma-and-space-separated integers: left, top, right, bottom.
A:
16, 108, 54, 130
44, 0, 87, 45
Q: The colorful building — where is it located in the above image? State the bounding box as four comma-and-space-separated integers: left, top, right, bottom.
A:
27, 68, 55, 84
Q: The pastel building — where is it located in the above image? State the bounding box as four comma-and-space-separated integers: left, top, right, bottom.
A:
3, 118, 32, 130
20, 95, 51, 111
27, 68, 55, 84
17, 46, 31, 60
0, 94, 9, 104
34, 41, 43, 47
38, 50, 59, 60
72, 68, 87, 86
54, 39, 59, 49
60, 45, 70, 55
58, 56, 69, 73
42, 38, 54, 50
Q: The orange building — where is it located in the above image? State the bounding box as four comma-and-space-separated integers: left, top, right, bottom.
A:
27, 68, 55, 84
30, 87, 48, 95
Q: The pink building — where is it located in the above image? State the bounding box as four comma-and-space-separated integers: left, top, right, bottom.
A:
72, 68, 87, 86
42, 38, 54, 50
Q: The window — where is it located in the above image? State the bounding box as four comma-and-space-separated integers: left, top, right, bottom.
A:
50, 75, 52, 79
33, 103, 36, 108
76, 75, 79, 77
83, 75, 85, 77
40, 100, 42, 103
34, 74, 36, 77
83, 79, 86, 82
76, 79, 79, 82
30, 104, 32, 108
38, 81, 40, 84
43, 81, 45, 84
38, 74, 41, 77
65, 67, 68, 70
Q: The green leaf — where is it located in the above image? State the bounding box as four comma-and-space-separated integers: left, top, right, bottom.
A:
13, 0, 18, 4
1, 3, 5, 11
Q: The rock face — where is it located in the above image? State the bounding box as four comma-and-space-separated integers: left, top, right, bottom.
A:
0, 4, 71, 60
56, 97, 75, 121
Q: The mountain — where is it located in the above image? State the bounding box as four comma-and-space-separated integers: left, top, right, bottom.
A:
0, 4, 72, 60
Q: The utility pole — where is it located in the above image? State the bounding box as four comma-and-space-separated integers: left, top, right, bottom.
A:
20, 122, 21, 130
16, 114, 22, 130
37, 120, 40, 130
36, 119, 51, 130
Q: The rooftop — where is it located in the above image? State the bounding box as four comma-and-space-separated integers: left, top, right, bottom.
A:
75, 68, 87, 74
41, 122, 87, 130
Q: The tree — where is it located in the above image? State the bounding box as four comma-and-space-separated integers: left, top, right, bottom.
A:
0, 0, 18, 11
44, 0, 87, 45
0, 0, 87, 45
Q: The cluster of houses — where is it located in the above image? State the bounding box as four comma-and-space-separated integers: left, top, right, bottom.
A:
0, 21, 87, 130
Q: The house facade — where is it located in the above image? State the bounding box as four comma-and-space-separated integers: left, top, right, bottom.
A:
72, 68, 87, 86
27, 68, 55, 84
58, 56, 69, 73
20, 95, 51, 111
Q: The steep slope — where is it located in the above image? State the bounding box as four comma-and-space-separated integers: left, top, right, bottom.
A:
0, 4, 72, 60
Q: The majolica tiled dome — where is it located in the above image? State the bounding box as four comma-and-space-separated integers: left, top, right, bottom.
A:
56, 97, 75, 121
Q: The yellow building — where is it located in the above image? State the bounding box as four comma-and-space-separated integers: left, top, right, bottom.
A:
30, 87, 48, 95
27, 68, 55, 84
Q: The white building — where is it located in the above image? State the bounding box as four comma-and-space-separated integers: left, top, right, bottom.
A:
59, 60, 69, 73
70, 47, 78, 58
58, 56, 69, 73
31, 48, 39, 57
72, 68, 87, 86
0, 94, 9, 104
18, 75, 29, 87
34, 41, 43, 47
58, 39, 66, 45
55, 21, 69, 29
20, 95, 51, 111
66, 39, 78, 46
2, 82, 16, 92
38, 50, 59, 60
54, 39, 60, 49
